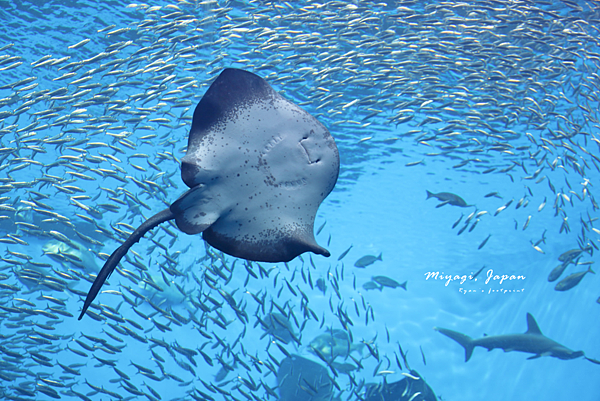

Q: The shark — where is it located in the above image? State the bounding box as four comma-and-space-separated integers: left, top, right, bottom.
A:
435, 313, 588, 362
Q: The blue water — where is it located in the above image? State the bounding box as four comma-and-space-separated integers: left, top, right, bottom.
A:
0, 1, 599, 401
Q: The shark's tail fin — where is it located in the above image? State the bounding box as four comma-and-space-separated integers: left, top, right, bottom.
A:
435, 327, 475, 362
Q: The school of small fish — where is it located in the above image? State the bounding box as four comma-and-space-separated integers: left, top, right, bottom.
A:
1, 0, 599, 400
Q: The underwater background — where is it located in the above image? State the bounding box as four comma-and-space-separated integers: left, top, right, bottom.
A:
0, 0, 599, 400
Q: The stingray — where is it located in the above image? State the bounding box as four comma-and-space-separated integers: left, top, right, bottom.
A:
278, 355, 333, 401
78, 68, 339, 320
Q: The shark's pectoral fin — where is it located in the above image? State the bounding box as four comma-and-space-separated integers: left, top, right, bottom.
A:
572, 351, 585, 359
585, 356, 600, 365
528, 352, 551, 360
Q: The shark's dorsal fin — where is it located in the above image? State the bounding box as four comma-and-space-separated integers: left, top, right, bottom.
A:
525, 313, 542, 335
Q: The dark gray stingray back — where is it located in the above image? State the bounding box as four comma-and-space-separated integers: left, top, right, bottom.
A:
171, 68, 339, 262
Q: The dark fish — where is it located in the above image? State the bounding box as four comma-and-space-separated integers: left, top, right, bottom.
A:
331, 361, 358, 374
554, 267, 595, 291
362, 281, 382, 291
372, 276, 407, 290
364, 370, 437, 401
435, 200, 451, 208
337, 244, 353, 261
308, 329, 362, 362
457, 223, 469, 235
426, 190, 471, 207
547, 260, 571, 282
452, 213, 463, 229
478, 234, 491, 249
558, 247, 590, 263
260, 312, 298, 345
278, 355, 333, 401
316, 278, 326, 294
215, 362, 235, 382
354, 253, 382, 268
316, 221, 326, 235
471, 265, 486, 280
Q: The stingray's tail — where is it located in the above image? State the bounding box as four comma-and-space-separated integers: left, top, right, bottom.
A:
78, 208, 175, 320
434, 327, 475, 362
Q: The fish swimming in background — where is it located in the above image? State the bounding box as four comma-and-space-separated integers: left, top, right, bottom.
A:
277, 355, 333, 401
79, 68, 340, 320
214, 358, 237, 382
372, 275, 407, 290
2, 1, 600, 401
316, 277, 327, 294
354, 252, 382, 268
337, 244, 353, 261
42, 239, 99, 272
558, 247, 591, 263
139, 274, 187, 306
547, 260, 571, 282
435, 313, 586, 362
362, 281, 383, 291
554, 267, 595, 291
365, 370, 437, 401
259, 312, 299, 345
426, 190, 472, 207
484, 192, 502, 199
308, 328, 364, 362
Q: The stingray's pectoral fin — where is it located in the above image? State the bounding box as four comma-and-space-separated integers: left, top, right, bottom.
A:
308, 242, 330, 258
170, 184, 221, 235
78, 208, 175, 320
